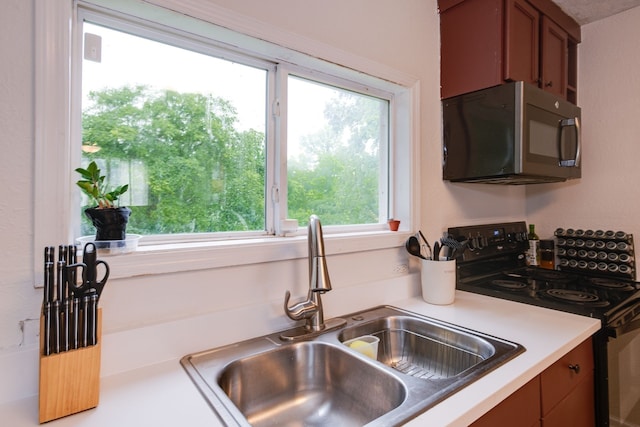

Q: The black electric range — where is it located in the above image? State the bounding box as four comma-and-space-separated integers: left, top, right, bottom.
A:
448, 221, 640, 336
458, 265, 640, 332
447, 221, 640, 427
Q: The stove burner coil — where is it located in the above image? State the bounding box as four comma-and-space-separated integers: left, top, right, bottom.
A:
585, 277, 635, 291
545, 288, 605, 305
491, 280, 528, 290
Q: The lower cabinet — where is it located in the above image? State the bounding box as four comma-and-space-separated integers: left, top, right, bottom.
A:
470, 375, 541, 427
471, 337, 594, 427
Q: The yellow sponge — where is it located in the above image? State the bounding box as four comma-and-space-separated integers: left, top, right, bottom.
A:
349, 340, 376, 359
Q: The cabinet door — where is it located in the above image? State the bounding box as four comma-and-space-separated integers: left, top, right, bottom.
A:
540, 16, 568, 98
504, 0, 539, 85
470, 376, 541, 427
540, 338, 594, 415
541, 372, 595, 427
440, 0, 504, 98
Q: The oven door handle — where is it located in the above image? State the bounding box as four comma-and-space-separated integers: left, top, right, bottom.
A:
608, 309, 640, 338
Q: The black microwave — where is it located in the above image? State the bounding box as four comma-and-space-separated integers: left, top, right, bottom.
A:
442, 81, 581, 184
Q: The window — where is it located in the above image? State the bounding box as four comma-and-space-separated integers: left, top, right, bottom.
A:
77, 11, 394, 241
34, 0, 417, 277
286, 76, 389, 227
80, 21, 269, 237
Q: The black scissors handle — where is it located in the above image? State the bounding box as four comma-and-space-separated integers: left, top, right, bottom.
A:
66, 243, 110, 299
84, 242, 98, 284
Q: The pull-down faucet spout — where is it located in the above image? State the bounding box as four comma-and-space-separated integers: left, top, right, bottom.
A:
308, 215, 331, 293
282, 215, 346, 339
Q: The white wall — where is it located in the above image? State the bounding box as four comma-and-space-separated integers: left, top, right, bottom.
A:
0, 0, 536, 402
0, 0, 36, 349
526, 6, 640, 240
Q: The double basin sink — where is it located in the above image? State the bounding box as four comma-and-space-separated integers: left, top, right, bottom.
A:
181, 305, 525, 426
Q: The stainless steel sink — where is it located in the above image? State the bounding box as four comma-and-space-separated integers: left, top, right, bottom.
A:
339, 314, 500, 380
181, 305, 525, 426
219, 342, 405, 426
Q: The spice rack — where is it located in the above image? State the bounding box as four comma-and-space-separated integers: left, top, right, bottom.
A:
554, 228, 636, 280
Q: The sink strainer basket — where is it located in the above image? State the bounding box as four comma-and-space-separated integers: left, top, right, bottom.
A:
374, 328, 485, 380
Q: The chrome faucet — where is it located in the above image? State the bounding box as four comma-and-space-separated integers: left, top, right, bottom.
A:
282, 215, 345, 338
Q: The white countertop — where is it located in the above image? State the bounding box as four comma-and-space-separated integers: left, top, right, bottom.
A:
0, 291, 601, 427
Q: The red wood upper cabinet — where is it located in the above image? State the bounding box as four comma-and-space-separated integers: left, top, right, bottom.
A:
504, 0, 540, 85
439, 0, 580, 103
439, 0, 504, 99
540, 15, 568, 98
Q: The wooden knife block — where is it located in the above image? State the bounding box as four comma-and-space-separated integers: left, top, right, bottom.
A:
38, 309, 102, 423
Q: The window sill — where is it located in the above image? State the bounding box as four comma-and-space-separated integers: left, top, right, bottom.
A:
103, 231, 411, 280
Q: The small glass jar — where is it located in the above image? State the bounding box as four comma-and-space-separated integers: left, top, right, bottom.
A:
539, 239, 555, 270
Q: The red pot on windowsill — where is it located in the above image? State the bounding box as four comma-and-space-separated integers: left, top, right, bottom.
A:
388, 219, 400, 232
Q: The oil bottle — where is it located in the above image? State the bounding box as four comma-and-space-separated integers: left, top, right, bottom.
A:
527, 224, 540, 266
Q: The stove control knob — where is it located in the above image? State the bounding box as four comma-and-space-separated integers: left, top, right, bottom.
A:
468, 234, 483, 250
466, 234, 475, 250
507, 232, 521, 242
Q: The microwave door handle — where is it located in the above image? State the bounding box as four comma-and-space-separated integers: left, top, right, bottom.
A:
558, 117, 581, 167
443, 141, 449, 170
573, 117, 581, 167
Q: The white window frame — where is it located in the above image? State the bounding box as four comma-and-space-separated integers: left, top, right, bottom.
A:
75, 11, 280, 242
33, 0, 420, 283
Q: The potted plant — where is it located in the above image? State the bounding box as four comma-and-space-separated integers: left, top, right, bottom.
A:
76, 161, 131, 241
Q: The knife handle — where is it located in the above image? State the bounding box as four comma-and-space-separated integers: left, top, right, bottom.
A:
43, 302, 51, 356
44, 246, 55, 264
87, 294, 98, 346
52, 301, 61, 354
58, 245, 67, 263
44, 262, 54, 304
56, 260, 65, 302
68, 245, 77, 287
81, 296, 89, 348
71, 298, 80, 350
61, 299, 70, 352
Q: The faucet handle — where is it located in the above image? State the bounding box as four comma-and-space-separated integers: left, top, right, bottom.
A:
283, 290, 318, 321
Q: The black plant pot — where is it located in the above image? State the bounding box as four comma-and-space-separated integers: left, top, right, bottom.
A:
84, 207, 132, 241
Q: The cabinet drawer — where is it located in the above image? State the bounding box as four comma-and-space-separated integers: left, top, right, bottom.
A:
540, 337, 594, 414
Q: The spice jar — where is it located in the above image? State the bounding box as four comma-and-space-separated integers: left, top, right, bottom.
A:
539, 239, 555, 270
